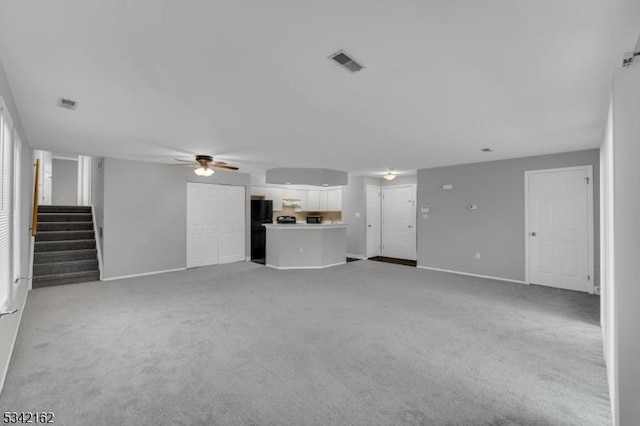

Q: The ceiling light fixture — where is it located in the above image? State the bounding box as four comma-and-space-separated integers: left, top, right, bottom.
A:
194, 167, 214, 177
383, 172, 397, 181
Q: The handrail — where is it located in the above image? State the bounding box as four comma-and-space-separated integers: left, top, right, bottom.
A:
31, 159, 40, 237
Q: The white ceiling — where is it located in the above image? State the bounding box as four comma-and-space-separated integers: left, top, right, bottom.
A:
0, 1, 615, 177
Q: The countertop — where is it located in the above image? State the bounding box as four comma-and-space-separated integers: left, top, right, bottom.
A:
263, 223, 347, 229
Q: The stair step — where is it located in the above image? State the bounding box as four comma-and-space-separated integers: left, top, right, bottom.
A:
32, 270, 100, 288
34, 249, 97, 264
35, 230, 95, 242
34, 259, 98, 276
35, 239, 96, 252
37, 213, 92, 223
38, 205, 92, 214
38, 221, 94, 232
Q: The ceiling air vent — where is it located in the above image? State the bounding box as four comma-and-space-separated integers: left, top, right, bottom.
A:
58, 97, 78, 110
328, 50, 364, 73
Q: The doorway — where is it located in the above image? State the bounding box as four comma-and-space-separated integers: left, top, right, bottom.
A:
382, 185, 416, 261
366, 185, 381, 258
186, 182, 245, 269
525, 166, 594, 293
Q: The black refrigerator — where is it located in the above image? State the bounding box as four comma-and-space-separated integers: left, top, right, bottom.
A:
251, 199, 273, 263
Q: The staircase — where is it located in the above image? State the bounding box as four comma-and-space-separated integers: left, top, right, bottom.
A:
33, 205, 100, 288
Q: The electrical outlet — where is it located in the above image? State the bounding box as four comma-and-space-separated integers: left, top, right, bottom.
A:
475, 252, 481, 260
594, 287, 601, 295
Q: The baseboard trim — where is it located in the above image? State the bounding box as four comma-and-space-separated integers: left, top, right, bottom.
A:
265, 261, 347, 270
416, 265, 526, 284
346, 253, 366, 260
0, 284, 28, 395
103, 267, 186, 282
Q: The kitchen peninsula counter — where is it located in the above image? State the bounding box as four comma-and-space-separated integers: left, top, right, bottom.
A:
263, 223, 347, 269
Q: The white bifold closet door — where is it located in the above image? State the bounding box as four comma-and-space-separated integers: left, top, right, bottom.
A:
186, 183, 245, 269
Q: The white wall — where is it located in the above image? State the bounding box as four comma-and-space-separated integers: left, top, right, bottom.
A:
102, 158, 251, 280
610, 58, 640, 426
417, 150, 600, 284
0, 57, 33, 393
381, 175, 416, 187
342, 176, 382, 257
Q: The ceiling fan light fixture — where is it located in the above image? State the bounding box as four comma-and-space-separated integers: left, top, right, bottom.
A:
194, 167, 214, 177
383, 172, 397, 181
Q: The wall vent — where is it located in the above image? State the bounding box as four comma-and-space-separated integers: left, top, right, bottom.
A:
58, 97, 78, 110
328, 50, 364, 73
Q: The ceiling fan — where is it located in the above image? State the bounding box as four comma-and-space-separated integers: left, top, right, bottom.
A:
172, 155, 239, 176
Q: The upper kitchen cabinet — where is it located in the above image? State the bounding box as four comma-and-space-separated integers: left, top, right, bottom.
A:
253, 186, 341, 212
306, 190, 320, 211
318, 190, 329, 211
283, 189, 304, 201
254, 186, 283, 210
267, 187, 283, 211
251, 185, 267, 198
327, 189, 342, 211
306, 188, 341, 211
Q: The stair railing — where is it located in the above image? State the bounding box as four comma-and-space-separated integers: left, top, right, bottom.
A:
31, 159, 40, 237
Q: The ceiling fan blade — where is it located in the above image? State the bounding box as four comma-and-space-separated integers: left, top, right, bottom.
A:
213, 164, 239, 171
212, 161, 228, 166
174, 158, 197, 163
168, 163, 197, 167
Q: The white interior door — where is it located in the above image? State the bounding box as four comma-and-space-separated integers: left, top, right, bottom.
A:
218, 185, 245, 264
382, 185, 416, 260
366, 185, 381, 258
35, 150, 52, 205
527, 167, 592, 292
77, 155, 92, 206
187, 182, 219, 268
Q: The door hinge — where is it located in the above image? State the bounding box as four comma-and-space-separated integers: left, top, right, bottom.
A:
588, 275, 591, 281
584, 177, 590, 184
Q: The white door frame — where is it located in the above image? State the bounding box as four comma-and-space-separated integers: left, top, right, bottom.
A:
381, 184, 417, 260
524, 165, 594, 293
365, 184, 381, 258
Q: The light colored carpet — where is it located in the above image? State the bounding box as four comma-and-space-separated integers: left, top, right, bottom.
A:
0, 261, 610, 425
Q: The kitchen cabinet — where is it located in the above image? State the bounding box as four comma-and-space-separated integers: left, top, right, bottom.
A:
283, 189, 303, 200
267, 187, 283, 211
327, 189, 342, 211
318, 191, 328, 211
306, 190, 320, 211
251, 185, 267, 198
253, 186, 341, 212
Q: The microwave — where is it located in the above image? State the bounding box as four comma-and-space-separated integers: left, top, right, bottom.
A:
306, 215, 322, 224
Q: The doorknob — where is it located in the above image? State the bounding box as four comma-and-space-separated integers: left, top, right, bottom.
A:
408, 225, 412, 228
530, 232, 537, 236
368, 224, 372, 228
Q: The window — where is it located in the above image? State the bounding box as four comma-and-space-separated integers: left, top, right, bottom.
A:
13, 130, 21, 284
0, 97, 13, 310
